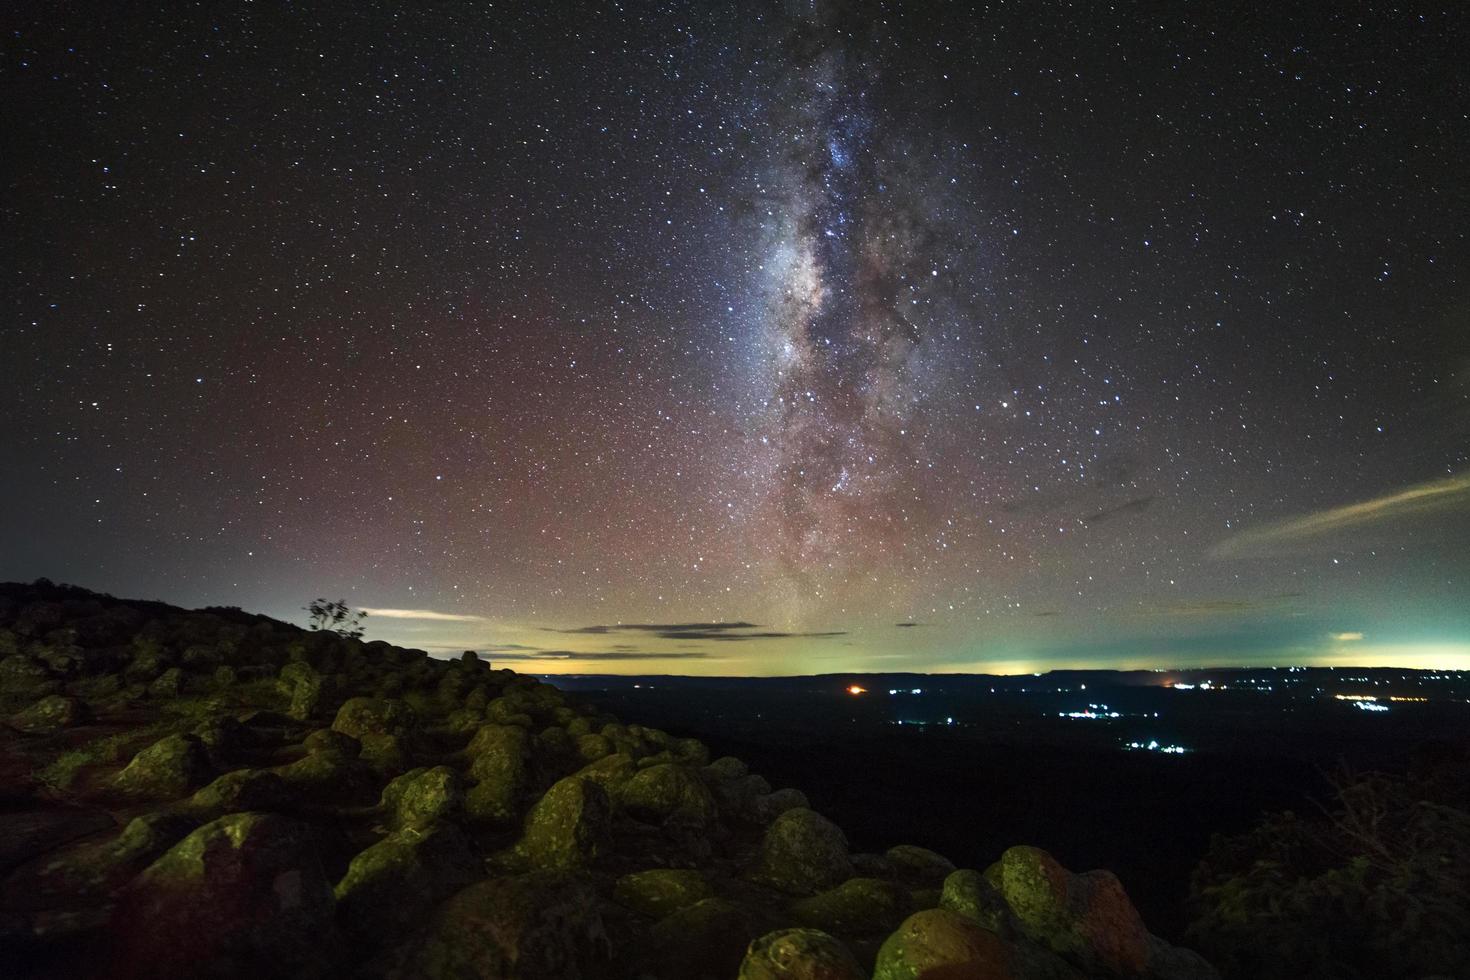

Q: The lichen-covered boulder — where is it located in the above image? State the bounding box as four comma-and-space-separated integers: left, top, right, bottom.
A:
756, 787, 810, 823
273, 748, 376, 805
872, 908, 1015, 980
112, 733, 213, 799
705, 756, 749, 782
886, 844, 957, 886
380, 765, 463, 830
334, 823, 477, 940
147, 666, 185, 698
278, 662, 326, 721
303, 727, 360, 756
0, 811, 197, 908
330, 697, 416, 740
389, 871, 609, 979
621, 763, 719, 829
188, 769, 290, 814
577, 732, 615, 762
644, 898, 759, 980
111, 812, 339, 978
739, 927, 867, 980
753, 808, 853, 895
790, 877, 912, 939
358, 732, 413, 776
10, 694, 90, 732
612, 868, 714, 918
515, 776, 610, 870
193, 714, 248, 764
993, 846, 1149, 977
0, 653, 53, 691
464, 724, 532, 826
941, 868, 1012, 934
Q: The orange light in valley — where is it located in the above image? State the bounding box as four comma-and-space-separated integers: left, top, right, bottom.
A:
847, 685, 867, 695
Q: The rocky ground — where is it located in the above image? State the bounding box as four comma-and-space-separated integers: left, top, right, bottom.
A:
0, 580, 1219, 979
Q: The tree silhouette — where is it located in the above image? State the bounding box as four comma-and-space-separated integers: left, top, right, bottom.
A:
303, 598, 367, 639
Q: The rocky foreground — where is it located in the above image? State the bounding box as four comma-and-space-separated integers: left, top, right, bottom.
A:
0, 581, 1217, 979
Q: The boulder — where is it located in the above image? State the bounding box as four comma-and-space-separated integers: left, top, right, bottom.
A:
389, 872, 609, 979
515, 776, 610, 871
147, 666, 185, 698
188, 769, 290, 814
941, 868, 1012, 934
872, 908, 1015, 980
739, 927, 867, 980
334, 822, 478, 940
612, 868, 714, 918
112, 813, 339, 978
993, 846, 1150, 977
644, 898, 759, 980
886, 844, 957, 886
756, 787, 810, 823
330, 697, 416, 740
379, 765, 463, 830
112, 733, 213, 799
303, 727, 360, 756
278, 662, 326, 721
464, 724, 532, 826
10, 694, 90, 732
621, 763, 720, 829
753, 808, 853, 895
790, 877, 912, 939
273, 749, 376, 805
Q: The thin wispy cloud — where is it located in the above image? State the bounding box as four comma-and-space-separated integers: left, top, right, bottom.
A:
359, 608, 488, 622
1210, 473, 1470, 559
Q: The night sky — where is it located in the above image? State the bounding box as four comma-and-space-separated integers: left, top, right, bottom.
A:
5, 2, 1469, 674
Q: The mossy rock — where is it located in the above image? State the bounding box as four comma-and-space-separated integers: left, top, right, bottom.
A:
10, 694, 90, 732
752, 808, 853, 896
789, 877, 912, 939
334, 822, 478, 941
739, 927, 867, 980
303, 728, 360, 757
147, 666, 185, 698
886, 844, 957, 886
612, 868, 714, 918
941, 869, 1012, 935
621, 763, 719, 829
380, 765, 464, 830
645, 898, 759, 980
0, 811, 199, 906
273, 749, 377, 805
388, 871, 609, 979
463, 724, 532, 826
330, 697, 416, 740
756, 787, 810, 824
112, 812, 340, 978
188, 768, 290, 814
358, 732, 414, 776
872, 908, 1015, 980
576, 733, 615, 763
515, 776, 610, 871
112, 733, 213, 799
705, 756, 750, 782
278, 661, 326, 721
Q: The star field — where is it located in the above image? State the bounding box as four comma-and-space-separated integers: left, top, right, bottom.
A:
4, 2, 1469, 672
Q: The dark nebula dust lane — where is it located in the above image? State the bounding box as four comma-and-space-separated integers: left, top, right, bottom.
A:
3, 1, 1469, 672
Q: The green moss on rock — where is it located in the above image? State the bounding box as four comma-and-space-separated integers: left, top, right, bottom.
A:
334, 823, 477, 940
752, 808, 854, 896
10, 694, 90, 732
112, 733, 214, 799
612, 868, 714, 918
789, 877, 912, 939
379, 765, 463, 830
515, 776, 610, 871
739, 927, 867, 980
872, 908, 1015, 980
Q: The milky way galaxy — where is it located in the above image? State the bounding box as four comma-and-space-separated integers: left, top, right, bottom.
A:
5, 2, 1469, 673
